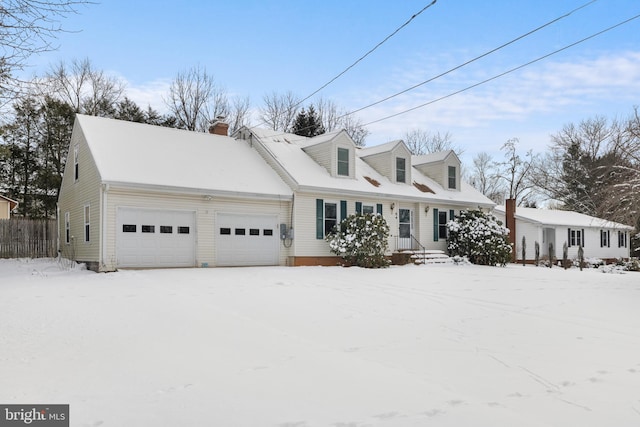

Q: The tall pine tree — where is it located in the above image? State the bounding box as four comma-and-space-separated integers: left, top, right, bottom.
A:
291, 104, 325, 137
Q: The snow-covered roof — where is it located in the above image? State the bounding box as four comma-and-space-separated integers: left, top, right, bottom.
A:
248, 128, 495, 207
359, 140, 404, 157
76, 115, 292, 199
413, 150, 457, 165
297, 130, 345, 148
494, 206, 633, 230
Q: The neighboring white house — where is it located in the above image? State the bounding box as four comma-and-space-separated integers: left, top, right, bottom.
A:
57, 115, 495, 271
0, 195, 18, 219
494, 205, 633, 262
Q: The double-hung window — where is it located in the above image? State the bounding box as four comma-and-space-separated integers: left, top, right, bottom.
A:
316, 199, 347, 239
324, 202, 337, 236
337, 148, 349, 176
396, 157, 406, 183
600, 230, 610, 247
618, 231, 627, 248
568, 228, 585, 247
448, 166, 456, 189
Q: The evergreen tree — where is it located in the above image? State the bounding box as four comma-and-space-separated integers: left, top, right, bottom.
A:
0, 97, 40, 217
291, 104, 325, 137
115, 97, 146, 123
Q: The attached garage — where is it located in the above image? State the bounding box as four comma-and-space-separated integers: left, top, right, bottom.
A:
216, 213, 280, 266
116, 207, 196, 268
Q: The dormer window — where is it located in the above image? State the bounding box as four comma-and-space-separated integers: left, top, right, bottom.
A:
448, 166, 456, 189
337, 147, 349, 176
396, 157, 406, 183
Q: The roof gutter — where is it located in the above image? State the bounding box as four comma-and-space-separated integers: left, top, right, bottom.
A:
297, 184, 495, 209
101, 181, 293, 202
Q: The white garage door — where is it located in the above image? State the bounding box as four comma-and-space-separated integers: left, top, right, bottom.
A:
116, 207, 196, 268
216, 213, 279, 266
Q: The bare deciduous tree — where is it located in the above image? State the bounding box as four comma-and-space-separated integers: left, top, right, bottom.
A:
532, 111, 640, 226
403, 128, 462, 156
315, 97, 369, 146
226, 95, 251, 135
469, 152, 504, 204
44, 58, 125, 116
496, 138, 537, 206
0, 1, 90, 104
165, 65, 228, 132
259, 91, 300, 132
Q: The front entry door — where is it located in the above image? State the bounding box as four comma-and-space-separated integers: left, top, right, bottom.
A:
398, 208, 414, 250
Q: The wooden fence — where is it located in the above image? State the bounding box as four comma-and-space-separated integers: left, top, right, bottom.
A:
0, 219, 58, 259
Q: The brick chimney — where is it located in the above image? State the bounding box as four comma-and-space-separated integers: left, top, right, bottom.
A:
209, 116, 229, 136
505, 198, 516, 262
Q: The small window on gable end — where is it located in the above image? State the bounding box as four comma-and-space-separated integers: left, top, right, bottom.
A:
74, 145, 79, 181
337, 147, 349, 176
396, 157, 406, 183
84, 205, 90, 242
65, 212, 70, 244
448, 166, 456, 189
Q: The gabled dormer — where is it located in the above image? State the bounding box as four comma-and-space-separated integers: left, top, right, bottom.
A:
412, 150, 461, 191
359, 140, 412, 185
300, 130, 356, 179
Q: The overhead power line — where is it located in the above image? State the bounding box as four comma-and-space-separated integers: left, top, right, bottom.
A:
345, 0, 599, 118
362, 13, 640, 127
297, 0, 438, 106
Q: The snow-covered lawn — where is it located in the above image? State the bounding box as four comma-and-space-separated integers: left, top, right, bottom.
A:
1, 259, 639, 427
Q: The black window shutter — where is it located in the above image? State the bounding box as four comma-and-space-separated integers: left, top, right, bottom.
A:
355, 202, 362, 214
376, 203, 383, 215
316, 199, 324, 239
433, 209, 439, 242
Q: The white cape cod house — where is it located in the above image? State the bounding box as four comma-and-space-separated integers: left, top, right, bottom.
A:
494, 205, 633, 262
57, 115, 495, 271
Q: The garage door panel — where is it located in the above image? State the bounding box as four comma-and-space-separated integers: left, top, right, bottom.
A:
117, 208, 196, 268
216, 213, 279, 266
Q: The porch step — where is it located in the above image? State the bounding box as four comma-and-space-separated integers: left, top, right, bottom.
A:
398, 249, 452, 265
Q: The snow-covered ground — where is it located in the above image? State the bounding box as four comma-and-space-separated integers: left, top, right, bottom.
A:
1, 258, 639, 427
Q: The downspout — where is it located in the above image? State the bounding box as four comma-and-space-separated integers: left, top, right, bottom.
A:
56, 203, 60, 257
101, 183, 109, 270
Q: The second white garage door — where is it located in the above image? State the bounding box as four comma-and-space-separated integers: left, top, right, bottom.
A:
216, 213, 279, 266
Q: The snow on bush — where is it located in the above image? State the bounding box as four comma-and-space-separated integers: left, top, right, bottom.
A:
447, 209, 512, 266
326, 213, 390, 268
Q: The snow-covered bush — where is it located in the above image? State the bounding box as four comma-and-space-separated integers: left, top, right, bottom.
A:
447, 209, 512, 266
326, 213, 390, 268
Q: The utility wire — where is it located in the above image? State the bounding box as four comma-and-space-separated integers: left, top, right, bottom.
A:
344, 0, 598, 118
362, 13, 640, 127
296, 0, 438, 106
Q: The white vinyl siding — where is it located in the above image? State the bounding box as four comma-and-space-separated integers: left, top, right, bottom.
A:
360, 143, 412, 184
57, 126, 101, 264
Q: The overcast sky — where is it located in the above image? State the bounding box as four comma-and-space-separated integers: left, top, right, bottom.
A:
23, 0, 640, 162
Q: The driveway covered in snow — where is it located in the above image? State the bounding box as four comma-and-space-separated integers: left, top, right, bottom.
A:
1, 259, 639, 426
